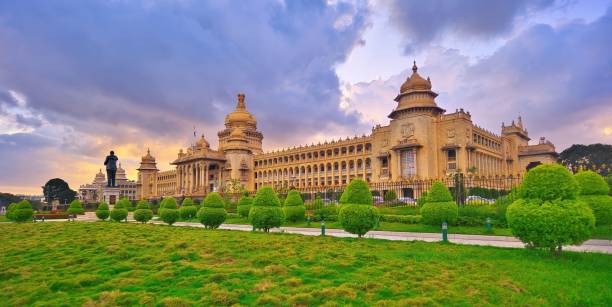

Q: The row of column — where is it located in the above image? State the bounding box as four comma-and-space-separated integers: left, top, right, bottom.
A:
473, 152, 503, 175
176, 162, 211, 195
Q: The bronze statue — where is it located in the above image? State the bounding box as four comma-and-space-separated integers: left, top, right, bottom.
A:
104, 150, 118, 187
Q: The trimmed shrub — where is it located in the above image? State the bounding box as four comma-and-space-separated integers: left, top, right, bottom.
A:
12, 200, 34, 222
182, 197, 195, 207
160, 209, 178, 225
160, 197, 178, 210
67, 199, 85, 215
379, 214, 421, 224
179, 197, 197, 220
283, 190, 306, 222
313, 205, 338, 222
114, 198, 131, 210
237, 196, 252, 218
579, 195, 612, 225
507, 164, 595, 252
6, 203, 18, 221
95, 202, 110, 220
420, 182, 458, 226
110, 208, 128, 222
575, 171, 610, 195
457, 204, 496, 226
134, 200, 153, 223
338, 179, 379, 237
520, 164, 578, 201
339, 179, 372, 205
416, 191, 430, 207
383, 190, 397, 202
197, 192, 227, 229
507, 198, 594, 249
249, 186, 284, 232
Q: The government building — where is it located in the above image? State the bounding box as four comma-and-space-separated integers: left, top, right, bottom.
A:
79, 164, 137, 203
136, 62, 557, 200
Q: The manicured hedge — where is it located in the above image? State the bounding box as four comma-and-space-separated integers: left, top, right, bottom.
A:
134, 200, 153, 223
283, 190, 306, 222
339, 179, 372, 205
110, 208, 128, 222
457, 204, 496, 226
379, 214, 421, 224
313, 205, 338, 222
420, 182, 458, 225
249, 186, 283, 232
519, 164, 578, 201
197, 192, 227, 229
575, 171, 612, 225
574, 171, 610, 195
95, 202, 110, 220
338, 179, 379, 237
10, 200, 34, 222
237, 196, 252, 218
67, 200, 84, 215
383, 190, 397, 202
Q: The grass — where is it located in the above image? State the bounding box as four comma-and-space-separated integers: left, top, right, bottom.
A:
0, 222, 611, 306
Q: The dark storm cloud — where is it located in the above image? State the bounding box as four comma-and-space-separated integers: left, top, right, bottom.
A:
387, 0, 554, 50
0, 0, 370, 143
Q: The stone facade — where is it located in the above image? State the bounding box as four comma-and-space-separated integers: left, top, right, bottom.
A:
136, 62, 557, 200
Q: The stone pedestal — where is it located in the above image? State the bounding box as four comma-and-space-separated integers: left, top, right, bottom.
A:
103, 187, 121, 209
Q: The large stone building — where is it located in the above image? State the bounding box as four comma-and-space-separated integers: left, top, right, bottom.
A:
79, 164, 137, 203
137, 62, 557, 200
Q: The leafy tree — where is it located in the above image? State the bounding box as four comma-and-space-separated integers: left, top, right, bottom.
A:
6, 202, 18, 221
134, 200, 153, 223
10, 200, 34, 222
575, 171, 612, 225
560, 144, 612, 176
338, 179, 379, 237
179, 197, 197, 220
416, 191, 430, 207
43, 178, 77, 204
237, 196, 253, 218
507, 164, 595, 253
383, 190, 397, 202
420, 182, 458, 226
197, 192, 227, 229
225, 178, 246, 194
283, 190, 306, 222
67, 199, 85, 215
0, 193, 22, 209
249, 186, 284, 232
95, 202, 110, 220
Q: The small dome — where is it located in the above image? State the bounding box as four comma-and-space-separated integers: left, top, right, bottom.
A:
116, 163, 127, 181
400, 61, 432, 93
196, 134, 210, 148
94, 169, 105, 184
225, 93, 257, 127
141, 148, 155, 162
229, 128, 246, 141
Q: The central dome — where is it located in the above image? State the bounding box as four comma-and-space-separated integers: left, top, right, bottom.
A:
400, 61, 432, 93
225, 93, 257, 128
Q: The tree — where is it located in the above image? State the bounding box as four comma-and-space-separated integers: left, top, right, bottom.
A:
249, 186, 284, 232
197, 192, 227, 229
507, 164, 595, 254
95, 202, 110, 220
42, 178, 77, 204
67, 199, 85, 215
419, 181, 458, 226
133, 200, 153, 223
0, 193, 22, 209
338, 179, 379, 237
574, 171, 612, 225
10, 200, 34, 222
283, 190, 306, 222
225, 178, 245, 194
179, 197, 197, 220
560, 144, 612, 176
237, 196, 253, 218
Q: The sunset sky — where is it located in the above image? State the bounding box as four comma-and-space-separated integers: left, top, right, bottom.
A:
1, 0, 611, 194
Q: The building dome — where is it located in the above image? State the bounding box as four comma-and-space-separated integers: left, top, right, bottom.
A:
399, 61, 432, 93
94, 169, 106, 184
196, 134, 210, 148
141, 148, 155, 162
116, 163, 128, 182
225, 93, 257, 128
229, 128, 247, 141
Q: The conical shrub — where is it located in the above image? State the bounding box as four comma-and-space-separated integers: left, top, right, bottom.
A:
197, 192, 227, 229
249, 186, 283, 232
338, 179, 379, 237
283, 190, 306, 222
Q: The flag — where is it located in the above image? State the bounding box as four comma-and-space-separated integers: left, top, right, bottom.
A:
193, 126, 196, 138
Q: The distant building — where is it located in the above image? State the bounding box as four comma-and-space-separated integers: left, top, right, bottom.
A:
79, 164, 137, 203
137, 62, 557, 200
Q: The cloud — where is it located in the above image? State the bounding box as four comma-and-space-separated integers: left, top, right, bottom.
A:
343, 7, 612, 150
386, 0, 554, 51
0, 0, 371, 193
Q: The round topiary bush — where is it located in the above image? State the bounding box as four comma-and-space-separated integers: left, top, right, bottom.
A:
520, 164, 578, 201
507, 198, 594, 249
420, 182, 458, 226
416, 191, 430, 207
95, 202, 110, 220
160, 208, 178, 225
574, 171, 612, 225
133, 200, 153, 223
114, 198, 131, 210
249, 186, 284, 232
197, 192, 227, 229
338, 179, 379, 237
237, 196, 252, 218
179, 197, 197, 220
160, 197, 178, 210
575, 171, 610, 196
67, 199, 85, 215
110, 208, 128, 222
12, 200, 34, 222
6, 203, 18, 221
507, 164, 595, 253
383, 190, 397, 202
339, 179, 373, 205
283, 190, 306, 222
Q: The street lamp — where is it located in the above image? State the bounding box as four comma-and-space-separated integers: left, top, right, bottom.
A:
441, 221, 448, 242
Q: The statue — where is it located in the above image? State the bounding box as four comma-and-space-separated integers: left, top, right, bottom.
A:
104, 150, 118, 187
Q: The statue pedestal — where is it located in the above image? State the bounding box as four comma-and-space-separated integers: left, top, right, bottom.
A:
103, 187, 121, 209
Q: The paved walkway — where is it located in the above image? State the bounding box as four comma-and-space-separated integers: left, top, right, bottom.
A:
70, 212, 612, 254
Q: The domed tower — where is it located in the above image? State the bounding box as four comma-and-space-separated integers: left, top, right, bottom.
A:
218, 93, 262, 191
136, 149, 159, 199
384, 61, 446, 180
93, 169, 106, 186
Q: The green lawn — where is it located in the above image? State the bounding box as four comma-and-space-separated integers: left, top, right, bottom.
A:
1, 223, 611, 306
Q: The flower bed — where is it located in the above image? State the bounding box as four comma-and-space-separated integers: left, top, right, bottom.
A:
33, 213, 73, 220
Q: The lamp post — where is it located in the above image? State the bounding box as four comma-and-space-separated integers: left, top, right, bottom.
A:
321, 219, 326, 236
441, 221, 448, 242
485, 217, 492, 234
307, 215, 311, 227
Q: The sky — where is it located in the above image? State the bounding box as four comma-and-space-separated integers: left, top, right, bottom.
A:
0, 0, 610, 194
